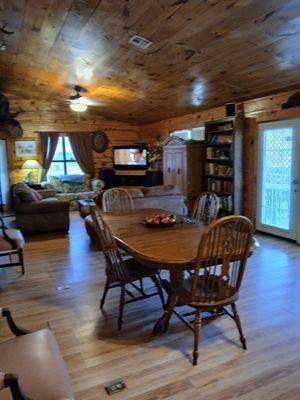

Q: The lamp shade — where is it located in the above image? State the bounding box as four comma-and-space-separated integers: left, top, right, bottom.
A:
21, 159, 42, 170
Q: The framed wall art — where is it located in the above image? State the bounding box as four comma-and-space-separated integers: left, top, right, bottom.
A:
15, 139, 36, 157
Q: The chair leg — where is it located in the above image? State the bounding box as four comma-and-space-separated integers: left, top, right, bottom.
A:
18, 249, 25, 275
231, 303, 247, 350
162, 292, 177, 332
139, 278, 144, 293
151, 274, 165, 308
193, 308, 202, 366
100, 278, 110, 309
118, 284, 126, 331
156, 270, 163, 285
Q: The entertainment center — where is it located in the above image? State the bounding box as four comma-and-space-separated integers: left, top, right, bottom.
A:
99, 168, 163, 188
99, 144, 163, 188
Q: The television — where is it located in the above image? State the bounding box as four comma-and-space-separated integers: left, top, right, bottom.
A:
113, 145, 148, 170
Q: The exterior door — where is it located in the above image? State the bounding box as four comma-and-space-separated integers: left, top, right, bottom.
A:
256, 120, 300, 241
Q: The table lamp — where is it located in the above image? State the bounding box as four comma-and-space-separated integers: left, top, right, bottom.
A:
21, 159, 42, 184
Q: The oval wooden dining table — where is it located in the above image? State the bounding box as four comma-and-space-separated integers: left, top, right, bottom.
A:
102, 208, 206, 273
102, 208, 214, 333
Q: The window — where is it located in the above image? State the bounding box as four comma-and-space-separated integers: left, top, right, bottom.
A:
170, 127, 204, 141
48, 136, 83, 178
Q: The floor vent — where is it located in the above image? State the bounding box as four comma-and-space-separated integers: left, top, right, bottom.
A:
128, 34, 152, 49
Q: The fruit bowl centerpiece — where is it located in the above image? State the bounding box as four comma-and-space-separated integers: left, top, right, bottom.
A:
144, 213, 177, 228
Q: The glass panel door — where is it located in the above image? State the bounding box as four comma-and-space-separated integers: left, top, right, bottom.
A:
257, 120, 300, 240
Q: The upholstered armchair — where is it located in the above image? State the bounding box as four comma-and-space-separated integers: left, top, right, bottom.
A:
0, 308, 74, 399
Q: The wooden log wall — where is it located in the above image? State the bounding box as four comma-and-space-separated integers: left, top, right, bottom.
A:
139, 89, 300, 143
4, 100, 139, 184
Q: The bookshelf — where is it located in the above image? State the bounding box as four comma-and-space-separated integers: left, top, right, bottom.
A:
204, 117, 243, 216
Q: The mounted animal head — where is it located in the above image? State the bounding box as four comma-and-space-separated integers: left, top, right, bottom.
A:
0, 23, 15, 35
0, 23, 15, 53
0, 92, 24, 138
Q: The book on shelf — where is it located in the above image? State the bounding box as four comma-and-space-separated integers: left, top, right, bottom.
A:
207, 178, 233, 193
206, 148, 231, 160
217, 135, 232, 144
217, 195, 233, 212
207, 134, 233, 145
206, 163, 233, 176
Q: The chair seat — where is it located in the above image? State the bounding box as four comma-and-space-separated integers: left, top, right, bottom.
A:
108, 257, 155, 282
0, 236, 13, 252
126, 257, 155, 279
0, 329, 74, 400
172, 275, 238, 307
0, 229, 25, 250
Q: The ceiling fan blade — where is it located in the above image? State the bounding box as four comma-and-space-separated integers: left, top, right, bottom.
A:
78, 96, 103, 106
65, 83, 88, 93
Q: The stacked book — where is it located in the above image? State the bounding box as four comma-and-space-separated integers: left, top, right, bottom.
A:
207, 135, 232, 145
217, 195, 233, 212
206, 163, 233, 176
206, 148, 231, 159
207, 179, 233, 193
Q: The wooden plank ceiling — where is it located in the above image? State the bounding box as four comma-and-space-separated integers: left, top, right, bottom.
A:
1, 0, 300, 124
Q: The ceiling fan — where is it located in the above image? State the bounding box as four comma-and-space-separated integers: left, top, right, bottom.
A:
67, 84, 103, 112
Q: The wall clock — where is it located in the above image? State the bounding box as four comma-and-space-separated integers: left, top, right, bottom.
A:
92, 131, 109, 153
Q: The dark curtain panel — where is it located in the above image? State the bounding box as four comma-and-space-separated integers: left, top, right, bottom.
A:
68, 133, 94, 176
40, 133, 59, 180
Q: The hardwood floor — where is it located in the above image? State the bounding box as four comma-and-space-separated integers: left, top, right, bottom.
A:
1, 213, 300, 400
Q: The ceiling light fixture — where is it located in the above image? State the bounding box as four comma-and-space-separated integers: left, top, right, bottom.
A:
0, 40, 7, 52
69, 101, 87, 112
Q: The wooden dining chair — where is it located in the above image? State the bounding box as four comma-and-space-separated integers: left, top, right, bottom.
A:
161, 215, 253, 365
192, 192, 219, 224
0, 217, 25, 274
102, 188, 134, 213
90, 205, 165, 330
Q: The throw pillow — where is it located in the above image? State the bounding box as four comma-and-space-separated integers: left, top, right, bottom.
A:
16, 187, 36, 202
49, 176, 65, 193
90, 178, 105, 191
31, 189, 43, 201
49, 174, 91, 193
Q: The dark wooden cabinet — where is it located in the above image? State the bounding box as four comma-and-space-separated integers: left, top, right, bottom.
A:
163, 137, 205, 210
99, 168, 163, 188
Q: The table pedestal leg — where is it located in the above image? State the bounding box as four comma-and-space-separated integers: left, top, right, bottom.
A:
153, 270, 183, 335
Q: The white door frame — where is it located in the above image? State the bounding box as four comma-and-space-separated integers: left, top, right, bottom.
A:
256, 119, 300, 243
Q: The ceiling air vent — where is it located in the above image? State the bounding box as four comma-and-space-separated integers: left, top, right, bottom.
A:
128, 34, 152, 50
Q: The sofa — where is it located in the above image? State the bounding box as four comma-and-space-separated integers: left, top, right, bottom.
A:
127, 185, 187, 214
42, 174, 104, 211
0, 308, 74, 400
12, 183, 70, 234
